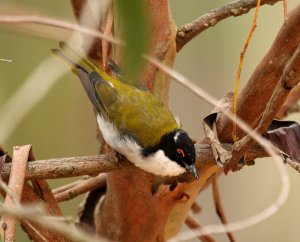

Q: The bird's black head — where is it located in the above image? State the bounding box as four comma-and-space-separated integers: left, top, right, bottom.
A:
143, 129, 198, 179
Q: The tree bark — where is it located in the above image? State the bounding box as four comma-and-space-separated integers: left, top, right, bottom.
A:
217, 4, 300, 142
94, 1, 191, 241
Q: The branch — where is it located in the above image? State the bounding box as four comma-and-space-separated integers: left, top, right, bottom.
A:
185, 216, 216, 242
212, 176, 236, 242
217, 4, 300, 141
224, 42, 300, 172
0, 58, 12, 63
1, 152, 124, 180
176, 0, 282, 51
55, 174, 106, 202
0, 143, 268, 180
0, 15, 122, 45
0, 145, 31, 242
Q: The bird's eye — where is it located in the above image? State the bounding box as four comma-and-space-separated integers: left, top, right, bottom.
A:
176, 148, 185, 158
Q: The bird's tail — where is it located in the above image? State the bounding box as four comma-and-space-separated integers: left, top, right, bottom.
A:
52, 42, 111, 114
51, 42, 110, 78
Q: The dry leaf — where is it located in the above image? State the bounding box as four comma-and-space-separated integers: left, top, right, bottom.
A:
264, 120, 300, 171
203, 112, 232, 167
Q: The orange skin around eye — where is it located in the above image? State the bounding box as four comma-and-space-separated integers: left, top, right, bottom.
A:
176, 148, 185, 158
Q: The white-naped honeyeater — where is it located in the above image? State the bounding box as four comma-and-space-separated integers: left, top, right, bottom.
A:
52, 42, 198, 179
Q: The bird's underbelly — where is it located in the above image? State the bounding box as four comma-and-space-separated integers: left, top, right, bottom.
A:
96, 115, 141, 155
96, 115, 186, 177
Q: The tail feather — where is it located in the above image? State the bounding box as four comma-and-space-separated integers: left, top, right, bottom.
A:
52, 42, 110, 115
51, 48, 86, 74
58, 42, 96, 73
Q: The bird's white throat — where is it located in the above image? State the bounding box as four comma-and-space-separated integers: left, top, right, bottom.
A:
97, 115, 186, 177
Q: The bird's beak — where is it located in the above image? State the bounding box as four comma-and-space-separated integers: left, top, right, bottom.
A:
185, 164, 199, 179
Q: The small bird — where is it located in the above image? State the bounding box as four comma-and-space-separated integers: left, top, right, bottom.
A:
52, 42, 198, 179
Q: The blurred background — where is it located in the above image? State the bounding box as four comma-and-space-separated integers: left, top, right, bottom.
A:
0, 0, 299, 241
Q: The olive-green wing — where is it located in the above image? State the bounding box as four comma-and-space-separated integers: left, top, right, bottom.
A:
106, 81, 180, 147
52, 43, 119, 116
52, 42, 179, 147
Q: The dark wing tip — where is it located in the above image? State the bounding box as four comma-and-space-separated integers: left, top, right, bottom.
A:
59, 41, 67, 49
51, 48, 59, 54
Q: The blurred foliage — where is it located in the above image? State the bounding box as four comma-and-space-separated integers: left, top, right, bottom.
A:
114, 0, 149, 85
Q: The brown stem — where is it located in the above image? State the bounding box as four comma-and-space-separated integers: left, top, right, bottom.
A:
53, 179, 83, 195
185, 216, 216, 242
176, 0, 282, 51
191, 202, 202, 214
212, 176, 236, 242
55, 174, 106, 202
0, 145, 31, 242
0, 14, 122, 45
1, 153, 123, 180
20, 183, 69, 242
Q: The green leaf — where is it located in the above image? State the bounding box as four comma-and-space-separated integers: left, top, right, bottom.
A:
114, 0, 150, 85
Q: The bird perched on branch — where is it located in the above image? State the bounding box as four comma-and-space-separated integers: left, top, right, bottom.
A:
52, 42, 198, 179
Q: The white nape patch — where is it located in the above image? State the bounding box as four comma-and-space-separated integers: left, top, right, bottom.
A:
173, 131, 181, 142
107, 81, 114, 88
97, 115, 186, 177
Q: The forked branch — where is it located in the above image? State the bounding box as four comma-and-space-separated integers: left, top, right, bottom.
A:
176, 0, 283, 51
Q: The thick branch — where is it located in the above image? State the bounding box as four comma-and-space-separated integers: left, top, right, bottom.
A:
217, 4, 300, 142
225, 42, 300, 171
0, 143, 267, 181
176, 0, 282, 51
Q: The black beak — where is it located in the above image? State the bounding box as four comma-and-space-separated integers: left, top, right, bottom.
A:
186, 164, 199, 179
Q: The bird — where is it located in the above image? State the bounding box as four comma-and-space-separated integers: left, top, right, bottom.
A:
52, 42, 198, 179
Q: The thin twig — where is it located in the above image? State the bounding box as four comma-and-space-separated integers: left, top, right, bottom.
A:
20, 182, 69, 241
0, 15, 123, 45
0, 58, 12, 63
29, 149, 64, 217
176, 0, 282, 51
1, 153, 124, 180
233, 0, 261, 142
55, 174, 106, 202
212, 176, 236, 242
102, 2, 114, 71
0, 145, 31, 242
0, 143, 268, 181
53, 179, 84, 195
185, 215, 216, 242
21, 220, 50, 242
191, 202, 202, 214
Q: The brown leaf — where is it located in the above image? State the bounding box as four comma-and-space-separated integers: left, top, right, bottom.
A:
203, 112, 232, 167
264, 120, 300, 165
276, 84, 300, 119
